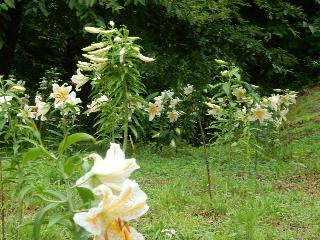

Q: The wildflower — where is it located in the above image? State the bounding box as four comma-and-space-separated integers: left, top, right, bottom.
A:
11, 85, 26, 92
84, 26, 116, 35
161, 229, 177, 238
273, 89, 282, 93
119, 48, 126, 64
232, 87, 246, 99
0, 96, 13, 104
128, 37, 140, 41
84, 26, 102, 34
250, 84, 259, 90
114, 36, 122, 42
206, 103, 222, 116
75, 143, 140, 192
82, 42, 108, 52
280, 93, 297, 106
167, 110, 179, 122
147, 102, 160, 121
153, 96, 163, 106
161, 90, 174, 100
279, 108, 289, 122
17, 105, 35, 119
82, 54, 108, 63
50, 84, 81, 109
269, 94, 281, 111
238, 106, 248, 122
169, 98, 181, 109
87, 95, 108, 114
71, 69, 90, 91
109, 20, 115, 28
74, 180, 148, 240
250, 105, 271, 123
88, 46, 112, 55
35, 96, 50, 121
183, 84, 194, 95
215, 59, 227, 65
220, 70, 229, 77
77, 61, 94, 72
136, 53, 155, 62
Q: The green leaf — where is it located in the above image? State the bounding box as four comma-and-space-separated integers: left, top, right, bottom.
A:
32, 203, 60, 240
23, 147, 50, 162
64, 155, 82, 175
222, 82, 230, 95
44, 190, 67, 202
4, 0, 15, 8
18, 185, 33, 210
38, 0, 49, 17
77, 187, 95, 204
58, 133, 95, 153
48, 213, 71, 228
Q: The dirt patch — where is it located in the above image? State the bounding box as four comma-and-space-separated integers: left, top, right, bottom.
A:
275, 173, 320, 196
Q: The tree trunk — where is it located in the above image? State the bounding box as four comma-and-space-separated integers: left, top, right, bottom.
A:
0, 2, 24, 77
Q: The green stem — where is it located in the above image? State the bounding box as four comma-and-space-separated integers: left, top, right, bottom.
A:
122, 74, 129, 153
0, 156, 5, 240
198, 117, 212, 200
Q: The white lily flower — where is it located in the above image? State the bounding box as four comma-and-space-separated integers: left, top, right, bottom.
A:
11, 85, 26, 92
84, 26, 102, 34
76, 143, 140, 192
128, 36, 140, 41
167, 110, 179, 123
119, 48, 126, 64
183, 84, 194, 95
86, 95, 108, 114
82, 54, 108, 63
136, 53, 155, 62
147, 102, 161, 121
71, 69, 90, 91
232, 87, 246, 99
50, 84, 81, 109
109, 21, 115, 28
17, 105, 36, 119
206, 103, 221, 116
169, 98, 181, 109
269, 94, 281, 111
0, 96, 13, 104
77, 61, 94, 72
215, 59, 227, 65
88, 46, 112, 55
250, 105, 271, 123
74, 179, 148, 240
279, 108, 289, 122
82, 42, 108, 52
35, 96, 50, 121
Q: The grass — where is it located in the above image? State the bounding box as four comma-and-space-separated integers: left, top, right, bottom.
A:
3, 86, 320, 239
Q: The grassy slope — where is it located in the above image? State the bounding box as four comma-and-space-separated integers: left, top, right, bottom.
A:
135, 87, 320, 240
5, 87, 320, 239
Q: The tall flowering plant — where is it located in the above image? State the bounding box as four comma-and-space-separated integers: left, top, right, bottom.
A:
207, 60, 298, 178
72, 21, 155, 152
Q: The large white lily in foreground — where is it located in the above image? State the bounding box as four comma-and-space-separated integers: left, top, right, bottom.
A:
74, 180, 148, 240
76, 143, 139, 192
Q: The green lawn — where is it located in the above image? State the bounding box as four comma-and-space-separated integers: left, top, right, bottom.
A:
4, 86, 320, 239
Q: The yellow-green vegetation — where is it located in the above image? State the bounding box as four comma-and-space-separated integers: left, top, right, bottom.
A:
4, 86, 320, 239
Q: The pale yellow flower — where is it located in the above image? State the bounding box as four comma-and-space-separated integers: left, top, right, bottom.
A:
167, 110, 179, 123
147, 103, 160, 121
250, 105, 271, 123
74, 180, 148, 240
232, 87, 246, 99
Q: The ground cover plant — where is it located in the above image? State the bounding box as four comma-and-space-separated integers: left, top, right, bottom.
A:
1, 1, 320, 240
